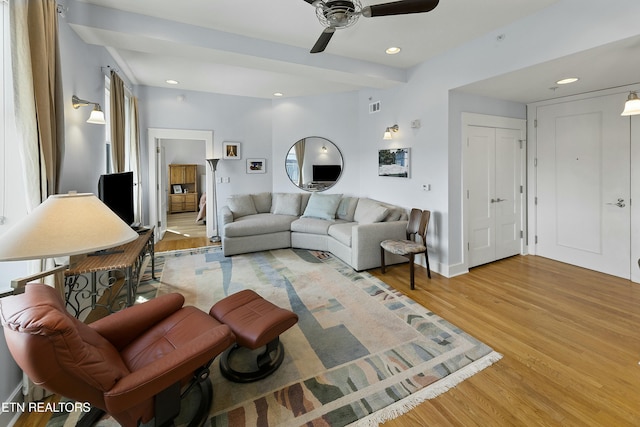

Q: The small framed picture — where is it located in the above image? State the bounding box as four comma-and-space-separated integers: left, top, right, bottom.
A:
172, 184, 182, 194
247, 158, 266, 174
223, 141, 241, 159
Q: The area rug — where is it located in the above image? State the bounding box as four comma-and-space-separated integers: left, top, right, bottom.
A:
49, 246, 501, 427
157, 247, 501, 426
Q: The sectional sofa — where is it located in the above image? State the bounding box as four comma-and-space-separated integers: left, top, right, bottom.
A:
220, 192, 409, 271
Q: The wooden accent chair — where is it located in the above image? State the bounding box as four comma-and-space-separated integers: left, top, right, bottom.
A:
380, 208, 431, 289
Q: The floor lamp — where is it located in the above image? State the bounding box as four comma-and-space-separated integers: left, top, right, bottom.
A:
206, 158, 221, 243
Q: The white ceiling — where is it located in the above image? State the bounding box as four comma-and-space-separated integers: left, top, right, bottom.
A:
65, 0, 640, 102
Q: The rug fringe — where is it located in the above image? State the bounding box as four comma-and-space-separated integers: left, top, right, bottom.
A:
348, 351, 503, 427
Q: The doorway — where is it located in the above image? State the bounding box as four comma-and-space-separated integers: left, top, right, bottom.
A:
147, 129, 215, 243
463, 113, 527, 270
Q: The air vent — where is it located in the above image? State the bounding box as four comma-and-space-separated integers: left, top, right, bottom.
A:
369, 101, 381, 114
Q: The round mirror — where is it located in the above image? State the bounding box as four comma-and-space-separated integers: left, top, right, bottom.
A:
285, 137, 343, 191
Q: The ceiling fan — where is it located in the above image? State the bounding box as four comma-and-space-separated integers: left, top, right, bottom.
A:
304, 0, 440, 53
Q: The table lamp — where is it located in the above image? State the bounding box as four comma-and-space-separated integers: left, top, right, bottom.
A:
0, 192, 138, 291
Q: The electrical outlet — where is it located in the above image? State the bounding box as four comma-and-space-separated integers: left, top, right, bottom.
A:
422, 184, 431, 191
224, 177, 230, 183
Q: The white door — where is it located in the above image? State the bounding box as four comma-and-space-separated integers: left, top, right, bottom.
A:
467, 126, 523, 267
535, 93, 631, 279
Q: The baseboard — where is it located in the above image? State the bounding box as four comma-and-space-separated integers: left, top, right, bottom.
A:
443, 262, 469, 278
1, 384, 23, 427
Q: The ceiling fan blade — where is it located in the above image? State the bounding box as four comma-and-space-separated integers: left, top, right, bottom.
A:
302, 0, 317, 4
311, 28, 335, 53
362, 0, 439, 17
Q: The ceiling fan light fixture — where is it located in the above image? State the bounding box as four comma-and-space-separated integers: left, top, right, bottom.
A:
385, 46, 401, 55
621, 91, 640, 116
315, 0, 362, 29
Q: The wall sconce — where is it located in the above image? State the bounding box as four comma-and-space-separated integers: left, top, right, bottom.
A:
383, 124, 399, 140
321, 144, 327, 153
72, 95, 106, 124
621, 91, 640, 116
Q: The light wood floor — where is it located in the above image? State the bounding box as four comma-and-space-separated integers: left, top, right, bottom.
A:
14, 252, 640, 426
376, 256, 640, 427
154, 212, 211, 252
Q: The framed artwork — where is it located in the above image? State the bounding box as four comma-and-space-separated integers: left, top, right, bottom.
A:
172, 184, 182, 193
247, 158, 266, 174
378, 148, 410, 178
223, 141, 241, 159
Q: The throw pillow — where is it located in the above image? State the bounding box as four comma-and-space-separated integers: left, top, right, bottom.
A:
251, 192, 272, 213
271, 193, 301, 216
384, 208, 402, 222
354, 198, 384, 223
227, 194, 257, 218
358, 205, 389, 224
337, 197, 358, 222
302, 193, 342, 220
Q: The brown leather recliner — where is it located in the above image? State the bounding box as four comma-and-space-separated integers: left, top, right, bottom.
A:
0, 283, 236, 427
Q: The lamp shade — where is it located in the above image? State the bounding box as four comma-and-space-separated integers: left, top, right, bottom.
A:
86, 107, 106, 124
0, 193, 138, 261
621, 92, 640, 116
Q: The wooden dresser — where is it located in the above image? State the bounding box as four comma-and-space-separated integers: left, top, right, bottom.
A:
168, 164, 198, 213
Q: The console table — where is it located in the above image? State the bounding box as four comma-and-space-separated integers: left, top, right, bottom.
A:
64, 227, 155, 319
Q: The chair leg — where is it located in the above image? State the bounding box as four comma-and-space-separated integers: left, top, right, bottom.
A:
409, 254, 415, 290
425, 249, 431, 279
380, 247, 386, 273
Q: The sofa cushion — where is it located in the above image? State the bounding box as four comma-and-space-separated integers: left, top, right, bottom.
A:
354, 198, 381, 223
271, 193, 301, 216
328, 222, 356, 247
360, 205, 389, 224
337, 197, 358, 222
384, 207, 403, 222
302, 193, 342, 220
300, 193, 312, 214
224, 213, 297, 238
251, 192, 272, 213
292, 217, 347, 235
227, 194, 257, 218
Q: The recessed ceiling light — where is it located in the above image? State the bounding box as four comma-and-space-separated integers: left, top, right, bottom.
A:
273, 92, 284, 97
556, 77, 579, 85
385, 47, 401, 55
165, 79, 179, 85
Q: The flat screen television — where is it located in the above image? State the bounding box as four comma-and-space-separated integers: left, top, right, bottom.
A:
312, 164, 341, 182
98, 171, 135, 226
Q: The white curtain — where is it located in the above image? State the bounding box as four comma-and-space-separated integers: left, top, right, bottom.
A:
129, 96, 142, 224
10, 0, 64, 402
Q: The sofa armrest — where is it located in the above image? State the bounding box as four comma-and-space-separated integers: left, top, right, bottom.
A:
220, 206, 234, 232
351, 221, 408, 271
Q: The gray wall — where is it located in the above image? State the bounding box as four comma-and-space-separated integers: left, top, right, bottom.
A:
136, 86, 273, 219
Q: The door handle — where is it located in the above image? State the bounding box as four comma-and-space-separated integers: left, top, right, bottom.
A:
491, 198, 506, 203
605, 198, 625, 208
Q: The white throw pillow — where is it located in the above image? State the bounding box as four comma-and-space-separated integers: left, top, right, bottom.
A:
357, 205, 389, 224
271, 193, 301, 216
227, 194, 257, 218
